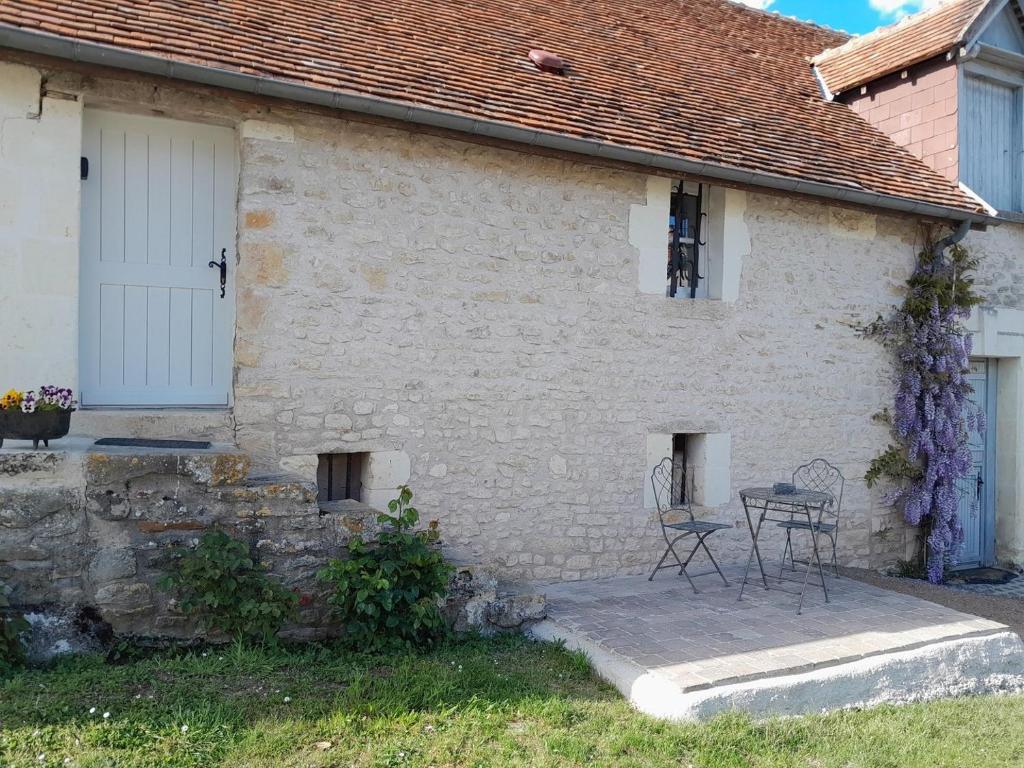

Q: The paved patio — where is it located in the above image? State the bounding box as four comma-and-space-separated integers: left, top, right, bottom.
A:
531, 566, 1024, 720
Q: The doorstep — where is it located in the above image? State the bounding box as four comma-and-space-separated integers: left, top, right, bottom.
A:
69, 408, 235, 444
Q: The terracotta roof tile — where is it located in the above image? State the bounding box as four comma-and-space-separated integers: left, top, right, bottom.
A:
814, 0, 989, 95
0, 0, 983, 215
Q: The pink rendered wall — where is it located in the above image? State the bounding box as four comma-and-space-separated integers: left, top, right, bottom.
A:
842, 57, 959, 182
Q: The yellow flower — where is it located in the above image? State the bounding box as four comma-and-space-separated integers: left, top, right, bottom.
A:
0, 389, 23, 409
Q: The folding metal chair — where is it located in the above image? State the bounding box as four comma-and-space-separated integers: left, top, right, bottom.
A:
648, 457, 732, 591
778, 458, 844, 578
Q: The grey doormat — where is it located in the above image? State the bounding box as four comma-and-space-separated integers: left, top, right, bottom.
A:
94, 438, 212, 450
950, 567, 1018, 585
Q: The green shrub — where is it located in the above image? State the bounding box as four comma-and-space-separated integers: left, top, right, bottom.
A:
319, 486, 453, 652
0, 585, 30, 672
160, 530, 298, 644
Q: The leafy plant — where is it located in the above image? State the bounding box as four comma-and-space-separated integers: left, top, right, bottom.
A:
0, 585, 30, 672
862, 228, 983, 583
319, 486, 453, 652
160, 530, 298, 644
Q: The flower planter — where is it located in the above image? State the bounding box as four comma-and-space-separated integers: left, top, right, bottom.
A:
0, 409, 73, 449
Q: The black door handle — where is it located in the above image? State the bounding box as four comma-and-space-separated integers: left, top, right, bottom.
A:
208, 248, 227, 298
977, 473, 984, 500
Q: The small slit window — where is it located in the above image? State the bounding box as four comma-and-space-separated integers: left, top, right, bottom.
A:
317, 453, 365, 503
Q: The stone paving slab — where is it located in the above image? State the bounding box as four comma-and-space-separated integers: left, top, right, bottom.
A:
543, 567, 1006, 692
948, 577, 1024, 598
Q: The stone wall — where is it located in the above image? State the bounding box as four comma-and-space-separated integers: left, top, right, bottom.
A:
970, 220, 1024, 311
4, 54, 994, 583
231, 109, 920, 579
0, 446, 358, 636
0, 445, 545, 639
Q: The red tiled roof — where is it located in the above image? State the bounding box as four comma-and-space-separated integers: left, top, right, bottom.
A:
814, 0, 990, 95
0, 0, 984, 216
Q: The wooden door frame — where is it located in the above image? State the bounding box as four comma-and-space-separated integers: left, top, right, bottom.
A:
78, 108, 238, 409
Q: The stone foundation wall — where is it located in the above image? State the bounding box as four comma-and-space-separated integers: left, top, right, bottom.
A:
0, 447, 364, 636
1, 446, 543, 639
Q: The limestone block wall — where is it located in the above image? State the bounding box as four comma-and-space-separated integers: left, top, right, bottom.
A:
2, 55, 968, 582
970, 221, 1024, 311
230, 109, 921, 580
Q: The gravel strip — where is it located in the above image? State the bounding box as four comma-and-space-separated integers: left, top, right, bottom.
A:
843, 567, 1024, 639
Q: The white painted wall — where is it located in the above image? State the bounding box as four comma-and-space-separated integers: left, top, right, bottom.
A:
0, 63, 82, 390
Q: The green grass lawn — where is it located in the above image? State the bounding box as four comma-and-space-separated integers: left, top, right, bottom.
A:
1, 634, 1021, 768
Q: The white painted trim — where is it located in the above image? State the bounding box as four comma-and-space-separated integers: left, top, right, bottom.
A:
959, 182, 1000, 217
967, 305, 1024, 357
631, 176, 746, 302
968, 305, 1024, 564
630, 176, 673, 296
811, 65, 835, 101
709, 188, 748, 303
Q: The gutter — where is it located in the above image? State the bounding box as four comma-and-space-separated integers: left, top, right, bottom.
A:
0, 24, 996, 227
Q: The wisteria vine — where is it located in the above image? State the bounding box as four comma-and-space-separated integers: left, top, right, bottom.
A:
864, 229, 984, 583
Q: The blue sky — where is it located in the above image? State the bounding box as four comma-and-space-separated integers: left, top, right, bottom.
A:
736, 0, 946, 35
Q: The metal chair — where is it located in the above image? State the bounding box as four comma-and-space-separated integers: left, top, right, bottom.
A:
648, 457, 732, 591
778, 458, 844, 578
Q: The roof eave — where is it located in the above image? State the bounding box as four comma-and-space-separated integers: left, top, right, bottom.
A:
0, 23, 995, 228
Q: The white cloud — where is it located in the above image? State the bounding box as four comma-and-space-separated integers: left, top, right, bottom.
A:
731, 0, 776, 8
868, 0, 946, 21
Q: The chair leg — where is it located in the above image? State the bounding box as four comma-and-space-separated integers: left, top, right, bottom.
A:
830, 532, 839, 578
648, 542, 677, 581
649, 533, 688, 583
678, 538, 704, 593
779, 530, 794, 577
697, 534, 730, 586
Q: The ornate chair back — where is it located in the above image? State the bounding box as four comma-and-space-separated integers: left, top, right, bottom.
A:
651, 457, 694, 523
792, 458, 844, 521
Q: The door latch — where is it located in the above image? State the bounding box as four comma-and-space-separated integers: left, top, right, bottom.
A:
977, 473, 984, 501
209, 248, 227, 298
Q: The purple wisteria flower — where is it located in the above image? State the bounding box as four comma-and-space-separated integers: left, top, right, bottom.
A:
884, 286, 982, 581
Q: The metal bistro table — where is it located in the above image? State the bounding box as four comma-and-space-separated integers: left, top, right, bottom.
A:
737, 487, 833, 614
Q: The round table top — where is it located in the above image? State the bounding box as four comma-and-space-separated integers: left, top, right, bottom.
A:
739, 487, 832, 505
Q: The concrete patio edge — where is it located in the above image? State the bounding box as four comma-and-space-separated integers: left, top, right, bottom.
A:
529, 620, 1024, 721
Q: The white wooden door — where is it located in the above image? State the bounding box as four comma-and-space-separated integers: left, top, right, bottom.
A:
80, 111, 236, 407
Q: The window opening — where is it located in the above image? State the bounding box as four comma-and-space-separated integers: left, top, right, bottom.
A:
668, 181, 708, 298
